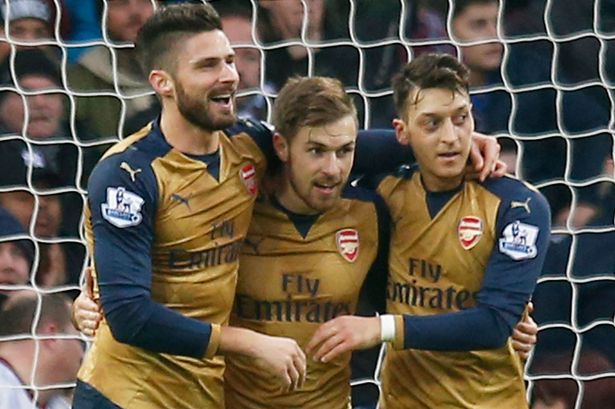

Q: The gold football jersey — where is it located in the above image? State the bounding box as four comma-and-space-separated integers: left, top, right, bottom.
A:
224, 188, 387, 409
377, 170, 550, 409
78, 120, 266, 409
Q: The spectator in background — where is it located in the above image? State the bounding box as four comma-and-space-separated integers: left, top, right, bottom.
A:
449, 0, 611, 220
0, 0, 68, 77
0, 48, 98, 186
531, 350, 615, 409
256, 0, 358, 90
451, 0, 507, 133
0, 49, 97, 248
0, 0, 51, 61
0, 208, 33, 288
216, 2, 272, 122
0, 165, 68, 287
0, 0, 52, 42
0, 58, 88, 286
67, 0, 157, 139
0, 290, 84, 409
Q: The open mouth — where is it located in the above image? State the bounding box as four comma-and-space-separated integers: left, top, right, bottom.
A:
438, 152, 459, 159
210, 95, 232, 104
314, 182, 339, 194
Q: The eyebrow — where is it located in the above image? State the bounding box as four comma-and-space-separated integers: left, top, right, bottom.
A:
305, 140, 356, 149
417, 104, 470, 118
188, 52, 235, 66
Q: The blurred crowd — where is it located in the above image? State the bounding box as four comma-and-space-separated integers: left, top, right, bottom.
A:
0, 0, 613, 408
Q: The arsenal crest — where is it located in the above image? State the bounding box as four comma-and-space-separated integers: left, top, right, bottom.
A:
239, 163, 258, 195
458, 216, 483, 250
336, 229, 359, 263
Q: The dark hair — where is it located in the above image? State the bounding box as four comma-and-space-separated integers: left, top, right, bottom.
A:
452, 0, 499, 19
273, 76, 357, 140
392, 53, 470, 119
0, 48, 61, 88
0, 207, 34, 269
135, 2, 223, 76
0, 291, 71, 336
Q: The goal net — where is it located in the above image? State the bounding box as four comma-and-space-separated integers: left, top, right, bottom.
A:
0, 0, 612, 408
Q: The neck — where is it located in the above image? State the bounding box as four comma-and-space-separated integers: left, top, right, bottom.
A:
421, 174, 464, 193
0, 346, 30, 385
0, 345, 52, 404
160, 105, 220, 155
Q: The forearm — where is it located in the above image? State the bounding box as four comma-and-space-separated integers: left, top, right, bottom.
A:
103, 292, 218, 358
217, 326, 263, 357
393, 306, 511, 351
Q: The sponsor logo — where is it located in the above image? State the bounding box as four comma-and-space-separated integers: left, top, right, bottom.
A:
499, 220, 539, 260
336, 228, 359, 263
239, 163, 258, 195
101, 187, 145, 228
120, 161, 142, 182
458, 216, 483, 250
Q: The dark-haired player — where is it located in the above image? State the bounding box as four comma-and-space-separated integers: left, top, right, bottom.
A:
72, 4, 306, 409
307, 53, 550, 408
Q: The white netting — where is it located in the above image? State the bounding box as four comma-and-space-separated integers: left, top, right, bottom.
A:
0, 0, 612, 408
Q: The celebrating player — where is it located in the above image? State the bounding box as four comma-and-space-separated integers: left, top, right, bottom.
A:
223, 76, 389, 408
306, 53, 551, 408
73, 71, 538, 408
71, 4, 306, 409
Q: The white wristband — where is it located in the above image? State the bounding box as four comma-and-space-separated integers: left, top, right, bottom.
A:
380, 314, 396, 342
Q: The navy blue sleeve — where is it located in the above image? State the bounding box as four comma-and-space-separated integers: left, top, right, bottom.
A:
89, 152, 213, 358
353, 129, 414, 177
226, 118, 275, 159
356, 191, 390, 316
402, 181, 551, 350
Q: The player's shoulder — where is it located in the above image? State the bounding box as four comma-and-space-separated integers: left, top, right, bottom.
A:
482, 174, 544, 200
342, 184, 382, 205
89, 125, 163, 198
342, 185, 390, 219
224, 117, 273, 140
359, 163, 418, 191
482, 174, 551, 219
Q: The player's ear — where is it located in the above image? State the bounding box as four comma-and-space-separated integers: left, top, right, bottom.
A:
393, 118, 409, 145
149, 70, 174, 97
273, 132, 289, 162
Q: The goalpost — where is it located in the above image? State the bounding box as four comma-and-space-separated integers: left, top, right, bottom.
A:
0, 0, 613, 407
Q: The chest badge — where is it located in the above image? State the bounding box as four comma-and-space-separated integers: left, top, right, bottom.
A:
458, 216, 483, 250
336, 228, 359, 263
240, 163, 258, 196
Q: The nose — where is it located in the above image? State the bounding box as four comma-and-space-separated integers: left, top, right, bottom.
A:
321, 152, 341, 177
220, 61, 239, 86
487, 19, 498, 38
27, 94, 47, 109
0, 249, 17, 281
440, 119, 459, 144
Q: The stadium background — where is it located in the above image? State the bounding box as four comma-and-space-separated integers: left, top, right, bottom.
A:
0, 0, 613, 407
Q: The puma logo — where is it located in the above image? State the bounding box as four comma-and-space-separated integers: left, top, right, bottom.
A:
120, 162, 142, 182
511, 197, 531, 214
171, 193, 190, 209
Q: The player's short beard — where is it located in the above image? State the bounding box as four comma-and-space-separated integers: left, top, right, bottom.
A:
175, 81, 236, 131
286, 154, 341, 214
